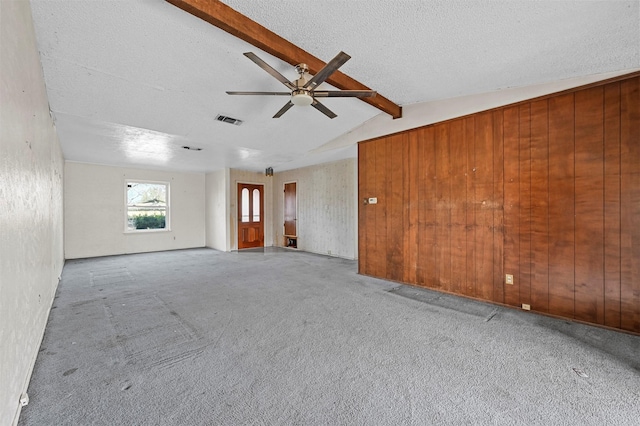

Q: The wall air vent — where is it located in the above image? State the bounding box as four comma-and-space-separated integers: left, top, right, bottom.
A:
215, 114, 243, 126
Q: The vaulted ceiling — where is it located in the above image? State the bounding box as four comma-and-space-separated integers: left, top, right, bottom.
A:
30, 0, 640, 173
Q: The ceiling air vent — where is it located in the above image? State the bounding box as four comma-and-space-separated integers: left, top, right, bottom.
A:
215, 114, 243, 126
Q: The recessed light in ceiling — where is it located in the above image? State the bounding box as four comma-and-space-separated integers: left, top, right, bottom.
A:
182, 146, 203, 151
215, 114, 243, 125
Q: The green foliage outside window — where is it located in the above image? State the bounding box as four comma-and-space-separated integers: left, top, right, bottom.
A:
133, 214, 166, 230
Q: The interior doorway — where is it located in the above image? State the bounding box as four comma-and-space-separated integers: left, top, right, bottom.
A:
284, 182, 297, 248
237, 183, 264, 249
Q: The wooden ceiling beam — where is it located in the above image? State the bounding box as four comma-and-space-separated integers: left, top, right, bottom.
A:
165, 0, 402, 119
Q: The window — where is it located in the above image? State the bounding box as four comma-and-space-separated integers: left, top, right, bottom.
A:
126, 181, 169, 231
239, 186, 261, 223
252, 188, 260, 222
241, 188, 250, 222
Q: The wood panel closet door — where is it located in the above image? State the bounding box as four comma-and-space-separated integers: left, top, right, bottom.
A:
284, 182, 297, 237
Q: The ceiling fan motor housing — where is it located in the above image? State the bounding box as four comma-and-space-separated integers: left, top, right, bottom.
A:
291, 64, 313, 106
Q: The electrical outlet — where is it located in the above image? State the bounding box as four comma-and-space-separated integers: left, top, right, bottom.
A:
505, 274, 514, 285
522, 304, 531, 311
19, 393, 29, 407
368, 197, 378, 204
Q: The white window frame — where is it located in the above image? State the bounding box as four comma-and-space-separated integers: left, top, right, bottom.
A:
124, 179, 171, 233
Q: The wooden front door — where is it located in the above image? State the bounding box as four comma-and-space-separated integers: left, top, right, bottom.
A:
284, 182, 297, 237
237, 183, 264, 249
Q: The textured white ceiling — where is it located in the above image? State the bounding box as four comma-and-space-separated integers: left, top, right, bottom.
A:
30, 0, 640, 173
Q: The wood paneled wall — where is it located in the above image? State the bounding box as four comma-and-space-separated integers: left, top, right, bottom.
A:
358, 75, 640, 333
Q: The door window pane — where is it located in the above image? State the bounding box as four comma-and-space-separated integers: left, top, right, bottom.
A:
241, 188, 250, 222
252, 189, 260, 222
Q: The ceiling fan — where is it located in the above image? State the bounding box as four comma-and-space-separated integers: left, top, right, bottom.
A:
226, 51, 376, 119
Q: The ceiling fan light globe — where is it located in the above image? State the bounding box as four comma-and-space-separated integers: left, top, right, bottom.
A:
291, 92, 313, 106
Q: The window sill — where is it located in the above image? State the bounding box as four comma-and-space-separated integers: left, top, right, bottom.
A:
124, 228, 171, 234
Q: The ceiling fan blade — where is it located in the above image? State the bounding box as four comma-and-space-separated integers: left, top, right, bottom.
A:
273, 101, 294, 118
226, 91, 290, 96
311, 99, 337, 119
304, 51, 351, 90
312, 90, 377, 98
244, 52, 295, 90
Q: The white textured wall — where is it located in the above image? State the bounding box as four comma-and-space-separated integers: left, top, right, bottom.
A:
64, 162, 205, 259
205, 169, 230, 251
273, 159, 358, 259
0, 1, 65, 425
229, 169, 273, 250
